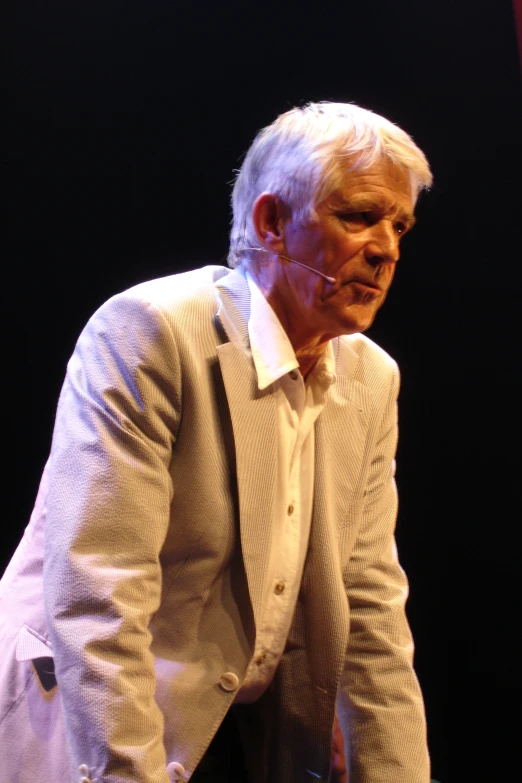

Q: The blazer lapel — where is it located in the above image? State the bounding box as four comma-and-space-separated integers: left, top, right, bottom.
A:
215, 270, 278, 634
301, 339, 373, 688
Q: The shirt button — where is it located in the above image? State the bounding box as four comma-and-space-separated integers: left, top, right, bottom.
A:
167, 761, 186, 781
289, 370, 298, 380
274, 581, 285, 594
78, 767, 89, 777
255, 651, 266, 665
287, 504, 294, 516
219, 671, 239, 692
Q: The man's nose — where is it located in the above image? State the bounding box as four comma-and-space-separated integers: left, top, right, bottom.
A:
365, 220, 401, 266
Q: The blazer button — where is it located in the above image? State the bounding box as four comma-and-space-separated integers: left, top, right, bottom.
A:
219, 671, 239, 692
167, 761, 186, 781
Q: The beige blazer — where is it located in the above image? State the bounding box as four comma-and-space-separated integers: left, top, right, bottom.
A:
0, 265, 429, 783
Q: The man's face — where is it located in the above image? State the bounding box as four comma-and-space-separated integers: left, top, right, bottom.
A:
274, 159, 416, 339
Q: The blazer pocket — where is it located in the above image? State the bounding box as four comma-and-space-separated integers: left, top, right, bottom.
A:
15, 625, 53, 662
16, 625, 57, 693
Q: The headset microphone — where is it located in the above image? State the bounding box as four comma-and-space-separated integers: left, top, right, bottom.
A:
244, 248, 336, 285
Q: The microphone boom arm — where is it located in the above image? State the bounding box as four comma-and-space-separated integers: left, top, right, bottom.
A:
242, 247, 336, 284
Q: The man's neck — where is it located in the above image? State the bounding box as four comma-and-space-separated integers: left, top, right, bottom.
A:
294, 343, 329, 379
245, 262, 334, 378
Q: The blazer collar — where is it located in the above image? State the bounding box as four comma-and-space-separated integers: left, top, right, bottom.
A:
214, 267, 251, 352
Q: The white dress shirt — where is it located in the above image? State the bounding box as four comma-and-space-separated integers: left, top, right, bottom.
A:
219, 271, 337, 703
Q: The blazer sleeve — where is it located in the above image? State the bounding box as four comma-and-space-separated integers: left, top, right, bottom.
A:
338, 362, 430, 783
43, 291, 182, 783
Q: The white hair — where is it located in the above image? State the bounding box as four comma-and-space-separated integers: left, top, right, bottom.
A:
228, 101, 432, 267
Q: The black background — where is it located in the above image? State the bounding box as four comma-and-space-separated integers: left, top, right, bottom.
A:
4, 1, 522, 780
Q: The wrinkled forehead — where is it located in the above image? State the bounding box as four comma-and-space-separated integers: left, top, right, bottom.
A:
326, 156, 416, 208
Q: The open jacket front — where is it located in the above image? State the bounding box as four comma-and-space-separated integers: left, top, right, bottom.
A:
0, 265, 429, 783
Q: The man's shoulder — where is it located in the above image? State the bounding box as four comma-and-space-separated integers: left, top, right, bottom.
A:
87, 265, 232, 335
79, 265, 232, 351
338, 333, 399, 392
340, 332, 398, 372
120, 264, 230, 312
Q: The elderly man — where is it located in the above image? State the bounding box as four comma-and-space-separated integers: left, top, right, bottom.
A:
0, 102, 432, 783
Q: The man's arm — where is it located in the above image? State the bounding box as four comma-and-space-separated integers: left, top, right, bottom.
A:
338, 364, 430, 783
43, 292, 181, 783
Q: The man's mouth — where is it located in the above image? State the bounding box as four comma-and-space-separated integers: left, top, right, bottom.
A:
343, 277, 382, 292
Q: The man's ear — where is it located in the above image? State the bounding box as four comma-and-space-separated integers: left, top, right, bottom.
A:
252, 193, 290, 253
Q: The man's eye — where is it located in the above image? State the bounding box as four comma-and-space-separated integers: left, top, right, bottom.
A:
394, 222, 407, 236
339, 211, 373, 224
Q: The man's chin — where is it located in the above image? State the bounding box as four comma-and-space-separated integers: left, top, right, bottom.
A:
336, 305, 379, 335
